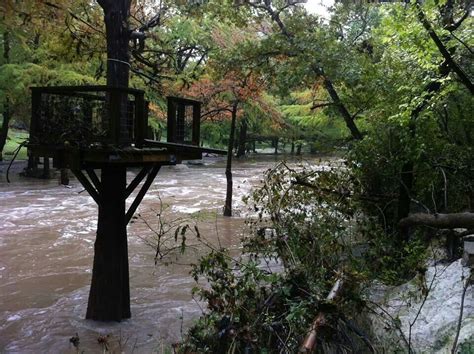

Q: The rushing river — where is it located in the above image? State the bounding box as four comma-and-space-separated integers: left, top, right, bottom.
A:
0, 155, 315, 353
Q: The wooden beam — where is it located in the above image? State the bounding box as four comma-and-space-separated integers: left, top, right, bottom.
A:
31, 85, 144, 95
86, 168, 102, 194
72, 169, 101, 206
125, 165, 160, 224
143, 139, 226, 155
125, 165, 151, 198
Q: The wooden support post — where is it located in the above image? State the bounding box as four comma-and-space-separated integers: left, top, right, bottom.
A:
71, 169, 101, 206
167, 99, 176, 143
125, 165, 151, 198
192, 102, 201, 146
42, 157, 50, 179
86, 168, 102, 194
60, 168, 69, 185
86, 166, 130, 321
125, 165, 160, 224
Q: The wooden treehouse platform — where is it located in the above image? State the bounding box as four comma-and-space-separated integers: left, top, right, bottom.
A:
27, 85, 225, 321
28, 86, 224, 168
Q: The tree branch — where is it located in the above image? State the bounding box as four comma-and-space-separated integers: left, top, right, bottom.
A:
415, 1, 474, 94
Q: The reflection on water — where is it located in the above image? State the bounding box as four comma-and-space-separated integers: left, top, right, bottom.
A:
1, 155, 310, 352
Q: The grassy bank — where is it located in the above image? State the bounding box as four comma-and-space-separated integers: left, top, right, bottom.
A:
3, 129, 28, 161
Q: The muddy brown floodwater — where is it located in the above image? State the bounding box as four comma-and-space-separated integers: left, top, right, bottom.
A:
0, 155, 321, 353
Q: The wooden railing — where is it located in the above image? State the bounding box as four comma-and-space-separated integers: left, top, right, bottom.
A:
30, 86, 147, 148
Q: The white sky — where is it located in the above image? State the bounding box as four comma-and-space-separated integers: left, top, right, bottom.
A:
304, 0, 335, 17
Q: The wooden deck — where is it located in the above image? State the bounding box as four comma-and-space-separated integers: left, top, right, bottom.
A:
28, 140, 225, 169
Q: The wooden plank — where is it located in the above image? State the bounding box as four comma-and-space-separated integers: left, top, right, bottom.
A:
125, 165, 160, 225
72, 169, 101, 206
143, 139, 226, 155
125, 165, 151, 198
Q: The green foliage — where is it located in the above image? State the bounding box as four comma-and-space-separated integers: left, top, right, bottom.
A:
2, 128, 28, 160
181, 162, 389, 352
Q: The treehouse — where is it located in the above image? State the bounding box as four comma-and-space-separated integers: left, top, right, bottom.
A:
28, 86, 222, 168
27, 85, 225, 321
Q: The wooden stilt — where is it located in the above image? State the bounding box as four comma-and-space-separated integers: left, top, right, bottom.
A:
71, 169, 101, 206
86, 168, 102, 194
125, 165, 152, 198
125, 165, 160, 224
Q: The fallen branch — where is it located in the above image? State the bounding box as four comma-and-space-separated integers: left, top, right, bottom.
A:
300, 275, 344, 353
399, 212, 474, 231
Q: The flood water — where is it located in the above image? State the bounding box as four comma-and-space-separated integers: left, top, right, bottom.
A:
0, 155, 315, 353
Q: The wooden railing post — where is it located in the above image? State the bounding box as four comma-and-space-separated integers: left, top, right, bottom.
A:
193, 102, 201, 146
30, 88, 41, 143
134, 92, 145, 148
108, 88, 121, 145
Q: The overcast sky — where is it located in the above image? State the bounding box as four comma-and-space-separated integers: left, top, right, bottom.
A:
304, 0, 334, 17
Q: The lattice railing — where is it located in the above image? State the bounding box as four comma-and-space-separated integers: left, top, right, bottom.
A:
30, 86, 146, 148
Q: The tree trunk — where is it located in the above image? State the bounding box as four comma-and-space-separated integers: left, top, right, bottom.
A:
397, 161, 414, 223
236, 117, 247, 158
86, 167, 130, 321
415, 1, 473, 94
86, 0, 132, 321
0, 31, 11, 162
224, 102, 238, 217
100, 0, 131, 88
396, 64, 449, 232
42, 157, 50, 179
296, 143, 302, 155
60, 168, 69, 185
322, 76, 363, 141
0, 97, 10, 162
397, 4, 469, 231
399, 212, 474, 231
291, 140, 295, 155
274, 137, 279, 154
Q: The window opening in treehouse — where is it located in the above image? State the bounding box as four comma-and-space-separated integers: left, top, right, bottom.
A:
120, 95, 135, 142
175, 104, 193, 143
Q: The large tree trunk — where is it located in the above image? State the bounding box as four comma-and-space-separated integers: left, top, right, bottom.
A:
100, 0, 131, 88
236, 117, 247, 158
86, 0, 132, 321
224, 102, 238, 217
0, 31, 11, 162
86, 167, 130, 321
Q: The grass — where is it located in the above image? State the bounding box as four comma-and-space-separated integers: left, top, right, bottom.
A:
3, 128, 29, 161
